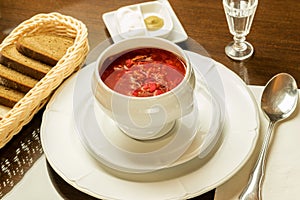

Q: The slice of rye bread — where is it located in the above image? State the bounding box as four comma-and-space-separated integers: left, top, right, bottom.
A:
0, 44, 52, 80
0, 85, 25, 108
0, 64, 38, 93
16, 34, 74, 66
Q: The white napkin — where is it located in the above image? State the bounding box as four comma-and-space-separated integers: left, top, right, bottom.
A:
215, 85, 300, 200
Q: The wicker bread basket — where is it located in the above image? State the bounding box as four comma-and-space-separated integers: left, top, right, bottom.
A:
0, 12, 89, 148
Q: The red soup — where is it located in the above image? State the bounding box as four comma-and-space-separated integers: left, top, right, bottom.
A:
101, 48, 186, 97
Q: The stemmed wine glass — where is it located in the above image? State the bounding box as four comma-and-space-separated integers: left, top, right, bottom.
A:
223, 0, 258, 61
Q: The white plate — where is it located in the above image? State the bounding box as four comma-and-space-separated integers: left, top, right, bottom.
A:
41, 52, 259, 200
72, 58, 223, 173
102, 0, 188, 43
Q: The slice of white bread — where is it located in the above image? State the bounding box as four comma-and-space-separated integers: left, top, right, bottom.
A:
0, 64, 38, 93
16, 34, 74, 66
0, 44, 52, 80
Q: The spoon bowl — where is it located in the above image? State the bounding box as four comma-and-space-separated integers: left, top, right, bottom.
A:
261, 73, 298, 122
240, 73, 298, 200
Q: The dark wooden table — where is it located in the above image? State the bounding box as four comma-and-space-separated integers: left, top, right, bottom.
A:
0, 0, 299, 199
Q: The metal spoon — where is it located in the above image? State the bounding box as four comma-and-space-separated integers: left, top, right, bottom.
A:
239, 73, 298, 200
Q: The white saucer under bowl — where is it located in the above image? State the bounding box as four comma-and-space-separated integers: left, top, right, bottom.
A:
41, 51, 259, 200
72, 57, 224, 173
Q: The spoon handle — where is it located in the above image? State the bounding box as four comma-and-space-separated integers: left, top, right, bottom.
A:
239, 121, 275, 200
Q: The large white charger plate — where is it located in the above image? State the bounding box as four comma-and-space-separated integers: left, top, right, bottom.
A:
41, 52, 259, 200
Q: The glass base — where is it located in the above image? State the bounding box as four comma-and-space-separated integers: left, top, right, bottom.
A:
225, 41, 254, 61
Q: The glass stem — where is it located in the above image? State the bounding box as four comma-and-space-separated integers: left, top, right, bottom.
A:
233, 35, 247, 51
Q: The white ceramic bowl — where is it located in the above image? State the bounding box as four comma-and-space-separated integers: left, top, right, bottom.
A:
92, 37, 195, 140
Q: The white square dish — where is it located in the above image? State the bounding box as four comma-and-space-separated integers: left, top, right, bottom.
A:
102, 0, 188, 43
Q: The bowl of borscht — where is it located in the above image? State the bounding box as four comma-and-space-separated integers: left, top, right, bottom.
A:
92, 37, 195, 140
